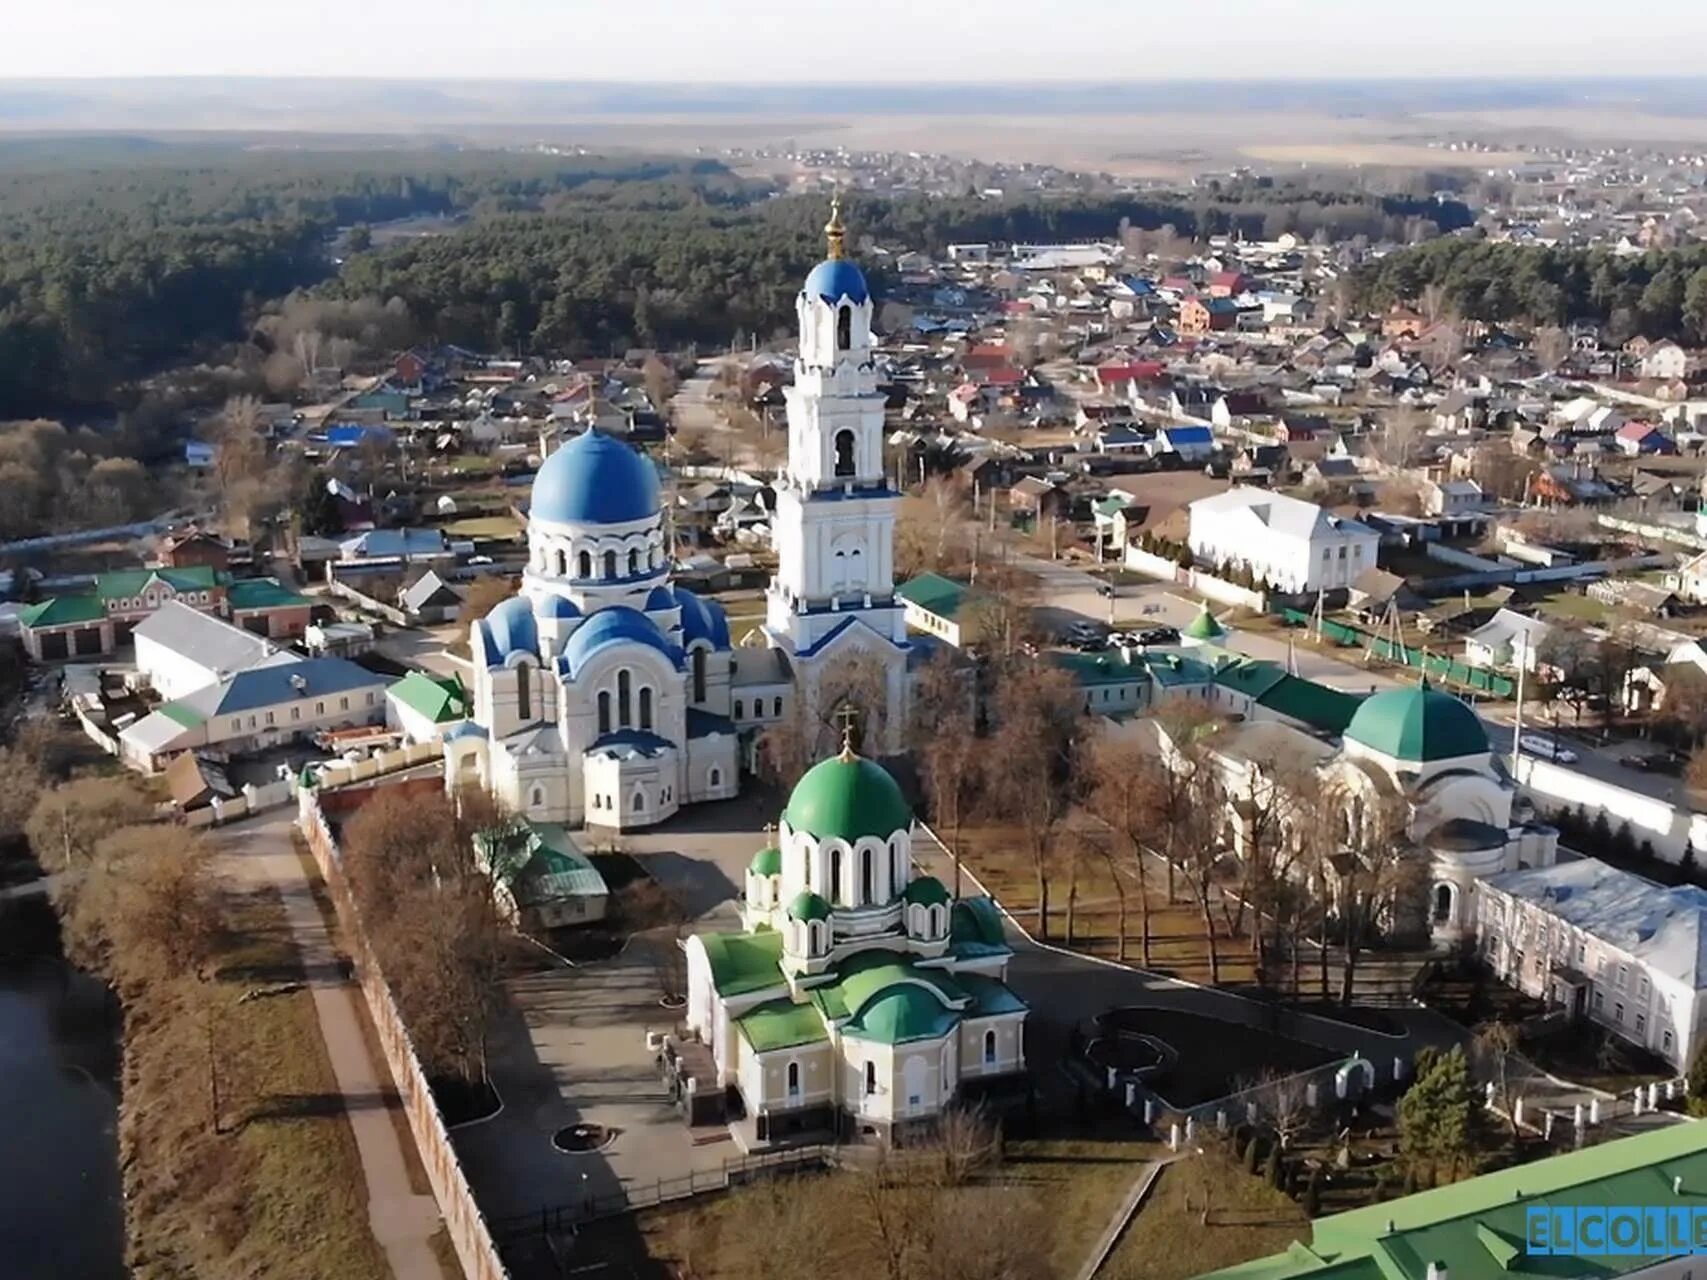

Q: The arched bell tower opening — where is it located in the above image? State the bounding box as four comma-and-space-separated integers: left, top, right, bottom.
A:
837, 304, 852, 352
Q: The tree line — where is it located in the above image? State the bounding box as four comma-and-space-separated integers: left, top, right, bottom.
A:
1349, 236, 1707, 343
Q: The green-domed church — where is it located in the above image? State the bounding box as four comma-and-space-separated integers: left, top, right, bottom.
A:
683, 745, 1027, 1148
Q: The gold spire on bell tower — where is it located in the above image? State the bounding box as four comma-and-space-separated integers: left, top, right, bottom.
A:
824, 191, 846, 260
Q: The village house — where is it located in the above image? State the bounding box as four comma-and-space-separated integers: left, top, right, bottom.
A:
895, 572, 990, 649
1177, 296, 1239, 335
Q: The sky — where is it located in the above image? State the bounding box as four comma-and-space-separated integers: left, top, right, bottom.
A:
9, 0, 1707, 82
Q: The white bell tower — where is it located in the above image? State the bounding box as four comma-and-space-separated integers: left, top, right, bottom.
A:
765, 197, 909, 750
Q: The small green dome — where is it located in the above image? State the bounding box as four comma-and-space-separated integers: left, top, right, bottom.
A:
1183, 604, 1226, 641
787, 890, 832, 922
783, 750, 911, 843
901, 875, 950, 907
1344, 681, 1488, 762
749, 846, 782, 877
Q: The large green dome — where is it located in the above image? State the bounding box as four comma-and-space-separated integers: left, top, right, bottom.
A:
1344, 682, 1488, 762
783, 751, 912, 843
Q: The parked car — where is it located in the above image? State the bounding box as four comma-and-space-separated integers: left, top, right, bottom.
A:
1137, 626, 1179, 646
1519, 734, 1579, 764
1619, 751, 1685, 776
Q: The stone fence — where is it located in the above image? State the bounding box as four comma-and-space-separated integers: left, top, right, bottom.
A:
298, 791, 509, 1280
182, 779, 294, 829
309, 739, 442, 790
1122, 544, 1267, 612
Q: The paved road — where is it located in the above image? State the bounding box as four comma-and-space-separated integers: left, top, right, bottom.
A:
213, 813, 445, 1280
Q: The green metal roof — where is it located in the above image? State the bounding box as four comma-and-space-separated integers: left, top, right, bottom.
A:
786, 890, 832, 922
950, 897, 1007, 949
1211, 655, 1290, 700
157, 700, 206, 729
896, 571, 978, 621
1132, 651, 1216, 688
19, 595, 106, 628
227, 577, 310, 611
736, 999, 829, 1054
1255, 675, 1365, 736
388, 670, 469, 722
1204, 1120, 1707, 1280
783, 752, 912, 843
1343, 681, 1488, 762
93, 565, 221, 601
900, 875, 951, 906
474, 821, 607, 907
749, 846, 783, 877
957, 972, 1028, 1018
1051, 650, 1146, 687
1184, 604, 1227, 640
843, 985, 960, 1044
698, 929, 786, 997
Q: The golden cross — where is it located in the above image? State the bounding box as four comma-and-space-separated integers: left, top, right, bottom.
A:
834, 705, 860, 756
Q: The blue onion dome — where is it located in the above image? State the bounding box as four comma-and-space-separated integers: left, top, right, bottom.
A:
804, 258, 869, 305
479, 595, 537, 663
534, 593, 581, 621
560, 606, 680, 677
675, 587, 731, 650
530, 429, 662, 526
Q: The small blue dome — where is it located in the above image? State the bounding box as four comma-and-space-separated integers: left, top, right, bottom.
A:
534, 594, 581, 620
804, 258, 869, 305
676, 587, 731, 650
644, 585, 677, 611
561, 606, 680, 678
480, 595, 537, 663
530, 429, 662, 527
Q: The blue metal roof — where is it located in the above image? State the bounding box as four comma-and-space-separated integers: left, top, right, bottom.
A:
644, 585, 677, 611
530, 429, 662, 527
675, 587, 731, 650
560, 606, 680, 677
687, 708, 736, 739
804, 258, 869, 305
586, 729, 675, 759
534, 593, 581, 620
481, 596, 538, 663
178, 656, 386, 718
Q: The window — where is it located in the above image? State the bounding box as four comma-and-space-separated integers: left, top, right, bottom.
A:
710, 766, 722, 788
1640, 976, 1651, 999
291, 707, 300, 722
860, 847, 874, 905
984, 1029, 997, 1066
787, 1061, 800, 1099
231, 718, 242, 733
340, 697, 349, 711
365, 692, 375, 707
316, 701, 325, 715
517, 663, 532, 720
774, 697, 783, 716
1665, 1030, 1674, 1052
248, 716, 256, 730
598, 691, 612, 735
633, 792, 644, 813
265, 711, 275, 726
837, 303, 852, 352
693, 648, 706, 702
639, 687, 653, 731
735, 699, 745, 720
1637, 1014, 1646, 1035
627, 548, 639, 576
555, 548, 568, 577
1595, 991, 1604, 1010
1615, 1001, 1625, 1024
864, 1061, 877, 1096
834, 429, 856, 478
618, 670, 632, 727
530, 786, 543, 808
1619, 965, 1628, 988
578, 550, 592, 579
830, 847, 842, 903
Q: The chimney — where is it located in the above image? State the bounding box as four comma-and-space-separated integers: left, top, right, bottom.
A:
1425, 1264, 1448, 1280
1676, 1175, 1685, 1196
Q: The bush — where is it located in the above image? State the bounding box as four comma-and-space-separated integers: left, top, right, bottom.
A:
1265, 1145, 1283, 1188
1245, 1136, 1264, 1174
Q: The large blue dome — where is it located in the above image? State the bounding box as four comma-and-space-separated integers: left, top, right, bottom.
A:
530, 429, 662, 527
560, 606, 681, 678
804, 258, 869, 305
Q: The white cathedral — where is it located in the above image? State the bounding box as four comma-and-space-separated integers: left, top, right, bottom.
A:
445, 199, 911, 827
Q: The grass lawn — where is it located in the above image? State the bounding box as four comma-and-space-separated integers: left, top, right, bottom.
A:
119, 883, 393, 1280
618, 1136, 1158, 1280
1107, 1153, 1308, 1280
954, 821, 1258, 986
442, 514, 524, 539
1536, 591, 1615, 626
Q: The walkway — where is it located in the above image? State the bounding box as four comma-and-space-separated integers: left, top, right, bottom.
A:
213, 812, 444, 1280
1077, 1157, 1172, 1280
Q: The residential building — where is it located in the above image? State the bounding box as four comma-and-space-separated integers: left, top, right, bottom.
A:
132, 600, 303, 702
1422, 478, 1486, 516
117, 657, 389, 771
1463, 608, 1552, 673
1152, 425, 1214, 462
1477, 857, 1707, 1069
1642, 340, 1690, 381
1178, 296, 1238, 334
1187, 487, 1379, 593
896, 573, 988, 649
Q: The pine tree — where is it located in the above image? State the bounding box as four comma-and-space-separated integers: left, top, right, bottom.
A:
1399, 1045, 1478, 1183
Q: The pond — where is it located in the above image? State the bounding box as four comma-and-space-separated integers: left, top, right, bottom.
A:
0, 895, 126, 1279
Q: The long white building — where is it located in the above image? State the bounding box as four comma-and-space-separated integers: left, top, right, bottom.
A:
1476, 857, 1707, 1070
1188, 487, 1379, 593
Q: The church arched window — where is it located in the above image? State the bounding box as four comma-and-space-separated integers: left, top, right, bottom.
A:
833, 429, 856, 478
633, 791, 645, 814
734, 699, 744, 720
692, 648, 706, 702
787, 1061, 800, 1098
837, 303, 852, 352
603, 549, 618, 579
983, 1029, 997, 1066
639, 686, 653, 730
554, 548, 568, 577
598, 690, 611, 735
617, 669, 632, 728
830, 846, 843, 905
774, 697, 783, 716
710, 766, 722, 788
530, 785, 543, 809
516, 661, 532, 721
627, 548, 639, 576
860, 846, 874, 905
578, 550, 592, 579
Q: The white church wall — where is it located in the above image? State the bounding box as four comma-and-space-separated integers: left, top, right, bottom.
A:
1514, 754, 1707, 863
